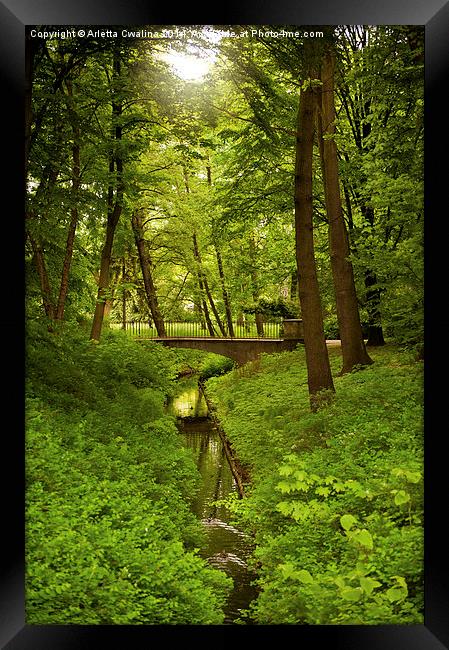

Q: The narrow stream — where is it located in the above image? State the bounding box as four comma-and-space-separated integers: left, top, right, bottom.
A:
166, 376, 258, 624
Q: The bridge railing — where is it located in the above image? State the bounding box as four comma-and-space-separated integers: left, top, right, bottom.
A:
110, 319, 283, 339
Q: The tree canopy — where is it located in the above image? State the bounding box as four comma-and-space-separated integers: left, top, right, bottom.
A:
26, 24, 424, 385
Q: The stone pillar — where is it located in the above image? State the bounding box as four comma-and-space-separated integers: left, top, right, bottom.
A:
282, 319, 304, 339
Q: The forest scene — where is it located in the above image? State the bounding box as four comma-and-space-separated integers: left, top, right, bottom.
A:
25, 24, 424, 625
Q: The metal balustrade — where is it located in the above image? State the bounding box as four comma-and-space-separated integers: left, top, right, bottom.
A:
110, 320, 283, 339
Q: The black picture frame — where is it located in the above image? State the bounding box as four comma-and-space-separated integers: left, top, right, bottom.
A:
2, 0, 447, 647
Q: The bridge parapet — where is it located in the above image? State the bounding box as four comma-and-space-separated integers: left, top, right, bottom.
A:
131, 319, 304, 365
148, 336, 303, 365
282, 319, 304, 339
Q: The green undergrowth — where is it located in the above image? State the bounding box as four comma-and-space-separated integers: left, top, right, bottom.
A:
25, 321, 232, 624
171, 347, 236, 381
205, 344, 424, 625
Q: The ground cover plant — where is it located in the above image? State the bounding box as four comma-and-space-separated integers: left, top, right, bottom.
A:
205, 344, 423, 624
25, 322, 232, 624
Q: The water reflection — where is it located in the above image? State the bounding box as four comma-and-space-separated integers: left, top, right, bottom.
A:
167, 384, 208, 418
166, 378, 258, 624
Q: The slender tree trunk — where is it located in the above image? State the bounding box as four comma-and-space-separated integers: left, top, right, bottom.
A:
204, 273, 227, 336
121, 257, 127, 330
254, 311, 264, 337
55, 80, 80, 321
290, 268, 298, 302
359, 204, 385, 346
131, 210, 166, 336
215, 245, 235, 337
206, 164, 234, 337
187, 166, 226, 336
28, 234, 56, 321
194, 301, 207, 331
90, 49, 124, 342
319, 48, 373, 373
339, 69, 386, 350
26, 113, 66, 321
90, 199, 122, 340
295, 69, 335, 409
183, 167, 215, 335
364, 270, 385, 346
192, 233, 216, 336
249, 237, 264, 337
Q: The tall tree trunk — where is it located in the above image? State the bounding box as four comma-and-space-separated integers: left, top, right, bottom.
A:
26, 112, 66, 322
90, 49, 124, 342
360, 204, 385, 346
364, 270, 385, 346
290, 268, 298, 302
28, 234, 55, 321
339, 62, 386, 350
203, 269, 227, 337
192, 233, 216, 336
90, 198, 122, 340
131, 210, 166, 336
249, 237, 264, 337
121, 257, 127, 330
206, 164, 234, 337
55, 80, 80, 321
184, 167, 223, 336
215, 245, 235, 337
295, 67, 335, 409
319, 48, 373, 373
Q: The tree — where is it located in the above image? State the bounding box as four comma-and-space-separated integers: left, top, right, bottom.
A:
336, 25, 423, 350
131, 209, 166, 336
26, 36, 93, 325
318, 41, 373, 373
55, 78, 81, 322
294, 46, 335, 408
207, 164, 235, 337
90, 46, 125, 341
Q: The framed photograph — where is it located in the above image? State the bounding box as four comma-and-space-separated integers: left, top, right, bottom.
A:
2, 0, 447, 647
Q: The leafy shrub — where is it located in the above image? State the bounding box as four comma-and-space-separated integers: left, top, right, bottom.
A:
198, 353, 235, 381
25, 321, 232, 624
205, 344, 423, 624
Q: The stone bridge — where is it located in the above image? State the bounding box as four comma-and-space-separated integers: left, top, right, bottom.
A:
139, 319, 304, 366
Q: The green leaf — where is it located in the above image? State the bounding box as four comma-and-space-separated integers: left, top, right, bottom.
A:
404, 471, 421, 484
353, 529, 374, 550
278, 464, 294, 477
315, 486, 331, 497
276, 480, 294, 494
297, 569, 314, 584
394, 490, 410, 506
280, 562, 297, 579
360, 576, 382, 595
340, 587, 363, 602
386, 576, 408, 602
340, 514, 357, 531
276, 501, 293, 516
291, 502, 306, 521
386, 587, 407, 603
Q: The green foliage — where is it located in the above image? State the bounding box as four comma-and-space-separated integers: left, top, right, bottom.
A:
198, 353, 236, 381
244, 297, 298, 319
205, 344, 423, 624
27, 27, 423, 355
26, 322, 232, 624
